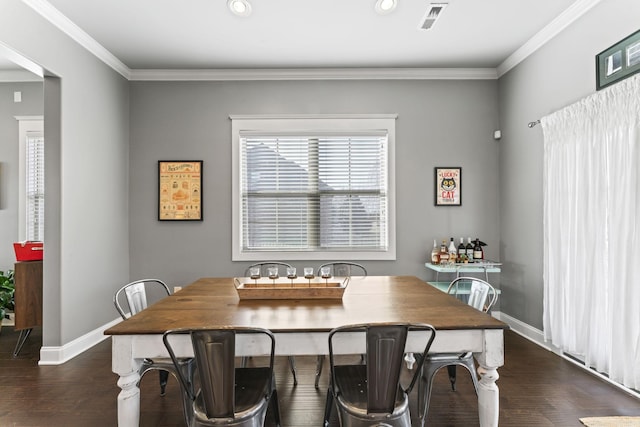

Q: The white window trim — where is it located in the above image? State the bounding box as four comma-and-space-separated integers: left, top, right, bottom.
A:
231, 114, 397, 261
16, 116, 44, 241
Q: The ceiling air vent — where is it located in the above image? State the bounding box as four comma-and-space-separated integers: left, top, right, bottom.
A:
419, 3, 448, 30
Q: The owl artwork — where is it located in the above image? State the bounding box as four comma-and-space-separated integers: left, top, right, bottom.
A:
440, 177, 456, 192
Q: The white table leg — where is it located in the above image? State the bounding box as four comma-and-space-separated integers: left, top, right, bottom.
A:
475, 329, 504, 427
477, 365, 500, 427
112, 336, 143, 427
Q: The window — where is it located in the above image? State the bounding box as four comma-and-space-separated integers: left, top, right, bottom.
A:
17, 117, 44, 241
231, 115, 396, 261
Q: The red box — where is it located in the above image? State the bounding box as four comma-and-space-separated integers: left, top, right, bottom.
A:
13, 241, 44, 262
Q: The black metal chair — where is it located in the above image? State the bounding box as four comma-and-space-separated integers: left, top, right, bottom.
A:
323, 322, 436, 427
163, 326, 281, 427
313, 262, 368, 389
418, 276, 498, 425
113, 279, 195, 400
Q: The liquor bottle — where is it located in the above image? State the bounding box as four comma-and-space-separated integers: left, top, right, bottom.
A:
457, 237, 466, 262
430, 239, 440, 265
473, 238, 484, 262
439, 240, 449, 264
466, 237, 474, 263
448, 237, 457, 264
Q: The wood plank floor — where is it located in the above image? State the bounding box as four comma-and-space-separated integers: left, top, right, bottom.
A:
1, 327, 639, 426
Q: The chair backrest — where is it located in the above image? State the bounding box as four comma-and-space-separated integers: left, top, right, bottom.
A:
316, 262, 367, 278
328, 322, 436, 413
447, 276, 498, 312
244, 261, 293, 277
113, 279, 171, 319
163, 327, 276, 419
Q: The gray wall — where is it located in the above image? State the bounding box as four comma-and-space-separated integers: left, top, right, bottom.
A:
129, 80, 500, 286
2, 0, 634, 351
497, 0, 640, 329
0, 2, 130, 346
0, 82, 43, 270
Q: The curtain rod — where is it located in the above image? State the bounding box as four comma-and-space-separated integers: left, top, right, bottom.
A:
528, 119, 540, 128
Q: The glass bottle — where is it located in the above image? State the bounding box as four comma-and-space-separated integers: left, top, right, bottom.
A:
457, 237, 467, 263
466, 237, 474, 264
439, 240, 449, 264
473, 238, 484, 262
430, 239, 440, 265
448, 237, 457, 264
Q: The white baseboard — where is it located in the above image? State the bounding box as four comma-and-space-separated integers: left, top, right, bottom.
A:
39, 317, 121, 365
495, 311, 551, 349
496, 312, 640, 400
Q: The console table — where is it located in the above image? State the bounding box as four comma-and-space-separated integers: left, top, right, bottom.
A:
424, 260, 501, 282
428, 280, 502, 296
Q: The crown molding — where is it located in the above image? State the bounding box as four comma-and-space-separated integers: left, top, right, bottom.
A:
0, 69, 43, 82
22, 0, 131, 79
0, 41, 44, 78
25, 0, 600, 82
229, 113, 399, 120
129, 67, 498, 81
497, 0, 603, 77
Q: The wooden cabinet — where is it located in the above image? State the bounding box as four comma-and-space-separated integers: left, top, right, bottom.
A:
13, 261, 43, 356
14, 260, 43, 330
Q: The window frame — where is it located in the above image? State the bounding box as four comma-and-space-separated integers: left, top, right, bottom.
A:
16, 116, 44, 241
231, 114, 396, 261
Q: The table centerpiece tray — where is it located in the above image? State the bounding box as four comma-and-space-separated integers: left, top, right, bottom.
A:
233, 276, 350, 300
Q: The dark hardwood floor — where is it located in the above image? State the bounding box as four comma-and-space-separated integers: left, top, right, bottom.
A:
1, 326, 638, 426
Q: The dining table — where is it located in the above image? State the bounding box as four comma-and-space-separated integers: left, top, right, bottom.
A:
105, 275, 508, 427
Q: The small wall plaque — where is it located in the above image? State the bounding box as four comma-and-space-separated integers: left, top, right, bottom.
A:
434, 167, 461, 206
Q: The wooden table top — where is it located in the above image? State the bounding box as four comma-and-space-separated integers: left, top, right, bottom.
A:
104, 275, 507, 336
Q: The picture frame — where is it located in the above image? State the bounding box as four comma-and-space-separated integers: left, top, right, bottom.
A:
596, 29, 640, 90
434, 167, 461, 206
158, 160, 203, 221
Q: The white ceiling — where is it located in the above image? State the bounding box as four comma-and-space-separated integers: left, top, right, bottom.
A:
2, 0, 598, 79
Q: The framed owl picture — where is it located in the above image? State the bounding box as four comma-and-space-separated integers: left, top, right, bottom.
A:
434, 167, 461, 206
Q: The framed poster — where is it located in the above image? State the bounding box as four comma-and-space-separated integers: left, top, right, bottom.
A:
434, 167, 461, 206
158, 160, 203, 221
596, 29, 640, 90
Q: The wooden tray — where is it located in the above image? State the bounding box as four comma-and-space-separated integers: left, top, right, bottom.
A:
233, 276, 349, 300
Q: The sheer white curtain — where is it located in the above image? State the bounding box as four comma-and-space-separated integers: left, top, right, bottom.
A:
542, 75, 640, 390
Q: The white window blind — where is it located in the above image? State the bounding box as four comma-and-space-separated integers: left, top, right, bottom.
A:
231, 114, 396, 261
241, 135, 387, 252
26, 133, 44, 241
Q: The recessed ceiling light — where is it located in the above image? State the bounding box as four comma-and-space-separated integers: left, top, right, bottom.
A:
228, 0, 252, 17
375, 0, 397, 15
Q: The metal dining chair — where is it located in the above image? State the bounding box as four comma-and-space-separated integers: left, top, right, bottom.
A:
243, 262, 299, 386
113, 279, 195, 400
323, 322, 436, 427
316, 262, 367, 278
418, 276, 498, 425
163, 326, 281, 427
313, 262, 368, 389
